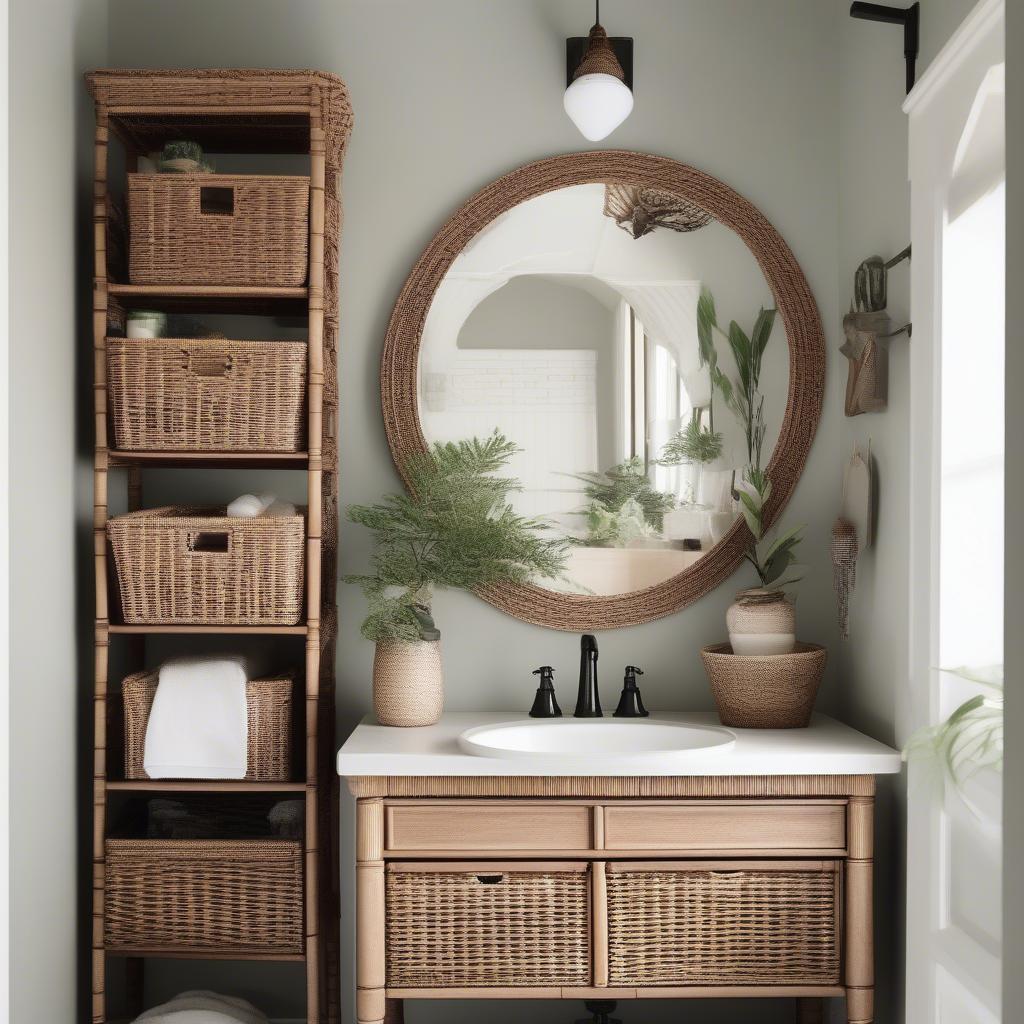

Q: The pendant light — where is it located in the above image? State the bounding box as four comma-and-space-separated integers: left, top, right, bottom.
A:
563, 1, 634, 141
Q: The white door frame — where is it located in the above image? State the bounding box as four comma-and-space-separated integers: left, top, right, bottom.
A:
903, 1, 1004, 1020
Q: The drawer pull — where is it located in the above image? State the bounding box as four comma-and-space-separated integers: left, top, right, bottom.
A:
475, 874, 504, 884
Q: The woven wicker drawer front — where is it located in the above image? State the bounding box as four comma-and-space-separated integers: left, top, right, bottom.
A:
121, 671, 293, 781
386, 862, 591, 987
107, 338, 307, 452
104, 839, 303, 955
606, 861, 841, 986
128, 173, 310, 287
108, 507, 305, 625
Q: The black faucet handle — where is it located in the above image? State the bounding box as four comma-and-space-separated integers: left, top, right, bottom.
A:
613, 665, 649, 718
529, 666, 562, 718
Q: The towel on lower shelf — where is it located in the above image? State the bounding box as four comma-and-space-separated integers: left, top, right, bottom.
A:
227, 492, 297, 518
134, 990, 268, 1024
143, 657, 248, 779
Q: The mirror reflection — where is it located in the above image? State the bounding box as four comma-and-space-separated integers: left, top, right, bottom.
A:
418, 183, 788, 596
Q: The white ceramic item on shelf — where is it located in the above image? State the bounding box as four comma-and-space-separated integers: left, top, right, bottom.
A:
726, 588, 797, 655
373, 640, 443, 727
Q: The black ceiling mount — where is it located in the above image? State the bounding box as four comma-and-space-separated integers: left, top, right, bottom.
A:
566, 36, 633, 90
849, 2, 921, 94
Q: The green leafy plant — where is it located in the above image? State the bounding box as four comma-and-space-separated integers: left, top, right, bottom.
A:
583, 497, 657, 548
904, 665, 1004, 790
570, 457, 676, 543
345, 432, 569, 643
697, 287, 777, 472
735, 468, 803, 588
659, 415, 724, 467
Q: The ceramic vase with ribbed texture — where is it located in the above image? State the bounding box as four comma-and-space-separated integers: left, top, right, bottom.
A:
373, 640, 443, 727
726, 588, 796, 656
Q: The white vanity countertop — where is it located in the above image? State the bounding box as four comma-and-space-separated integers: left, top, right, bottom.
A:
336, 712, 902, 777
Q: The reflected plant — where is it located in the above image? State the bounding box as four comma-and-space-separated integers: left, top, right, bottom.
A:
659, 415, 724, 467
570, 456, 676, 539
583, 497, 657, 548
697, 287, 777, 472
904, 665, 1004, 792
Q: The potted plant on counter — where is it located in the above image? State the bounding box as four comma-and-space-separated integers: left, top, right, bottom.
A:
345, 432, 568, 726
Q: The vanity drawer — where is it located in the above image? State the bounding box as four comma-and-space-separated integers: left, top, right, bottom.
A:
385, 801, 592, 852
606, 860, 841, 986
386, 861, 591, 987
602, 800, 846, 853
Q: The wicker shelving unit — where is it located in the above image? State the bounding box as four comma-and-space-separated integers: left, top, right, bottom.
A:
86, 70, 352, 1024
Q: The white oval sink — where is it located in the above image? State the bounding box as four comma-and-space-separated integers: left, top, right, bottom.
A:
458, 718, 734, 765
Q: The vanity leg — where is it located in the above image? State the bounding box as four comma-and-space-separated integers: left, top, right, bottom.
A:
796, 997, 825, 1023
846, 795, 875, 1023
357, 799, 386, 1024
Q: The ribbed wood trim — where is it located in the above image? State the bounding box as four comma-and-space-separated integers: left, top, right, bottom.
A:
344, 775, 875, 798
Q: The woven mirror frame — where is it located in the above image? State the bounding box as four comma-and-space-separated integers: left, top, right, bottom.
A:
381, 151, 825, 630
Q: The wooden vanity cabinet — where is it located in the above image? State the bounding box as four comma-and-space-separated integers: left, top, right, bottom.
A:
349, 777, 876, 1024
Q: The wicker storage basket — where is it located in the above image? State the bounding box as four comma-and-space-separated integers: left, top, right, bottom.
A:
386, 862, 591, 987
127, 173, 309, 286
108, 507, 305, 625
607, 860, 841, 986
104, 838, 303, 955
107, 337, 307, 452
122, 670, 293, 781
700, 642, 827, 728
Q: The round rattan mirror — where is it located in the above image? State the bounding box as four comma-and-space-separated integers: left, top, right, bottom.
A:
381, 152, 824, 630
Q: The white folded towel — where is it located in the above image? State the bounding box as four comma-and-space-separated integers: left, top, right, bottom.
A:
134, 990, 268, 1024
226, 493, 296, 518
143, 657, 248, 779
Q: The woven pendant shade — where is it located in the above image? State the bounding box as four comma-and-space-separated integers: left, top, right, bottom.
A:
604, 184, 713, 239
573, 23, 626, 82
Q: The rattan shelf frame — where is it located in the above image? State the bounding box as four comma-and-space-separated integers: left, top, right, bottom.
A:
87, 68, 351, 1024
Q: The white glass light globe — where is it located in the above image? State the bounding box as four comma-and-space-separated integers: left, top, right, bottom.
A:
563, 72, 634, 141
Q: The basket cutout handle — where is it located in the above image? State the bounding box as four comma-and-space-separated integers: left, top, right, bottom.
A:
474, 874, 504, 885
184, 350, 234, 377
187, 530, 232, 555
199, 185, 235, 216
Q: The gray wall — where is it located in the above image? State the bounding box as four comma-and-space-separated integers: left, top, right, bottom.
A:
8, 0, 107, 1021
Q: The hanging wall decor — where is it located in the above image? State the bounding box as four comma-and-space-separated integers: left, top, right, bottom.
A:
841, 247, 911, 416
831, 444, 874, 639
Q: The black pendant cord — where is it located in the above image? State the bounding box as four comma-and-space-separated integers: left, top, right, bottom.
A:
849, 1, 920, 93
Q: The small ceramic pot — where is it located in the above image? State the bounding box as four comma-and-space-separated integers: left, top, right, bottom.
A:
726, 588, 796, 656
373, 640, 443, 727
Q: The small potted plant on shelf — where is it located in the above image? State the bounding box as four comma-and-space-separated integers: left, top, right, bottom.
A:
695, 287, 826, 728
345, 432, 568, 726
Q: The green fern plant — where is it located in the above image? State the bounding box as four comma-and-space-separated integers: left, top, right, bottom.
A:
569, 456, 676, 537
659, 416, 724, 467
345, 432, 569, 643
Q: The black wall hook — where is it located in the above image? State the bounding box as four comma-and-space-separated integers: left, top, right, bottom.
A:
849, 2, 920, 93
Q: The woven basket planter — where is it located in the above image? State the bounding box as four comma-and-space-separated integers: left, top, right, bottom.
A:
122, 670, 293, 781
385, 862, 591, 987
373, 640, 443, 727
108, 507, 305, 625
107, 337, 307, 452
104, 838, 303, 955
700, 642, 827, 728
127, 173, 309, 286
606, 861, 840, 986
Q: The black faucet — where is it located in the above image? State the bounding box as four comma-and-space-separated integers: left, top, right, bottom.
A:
574, 634, 602, 718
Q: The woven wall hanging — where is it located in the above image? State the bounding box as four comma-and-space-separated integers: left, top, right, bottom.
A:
603, 184, 712, 239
